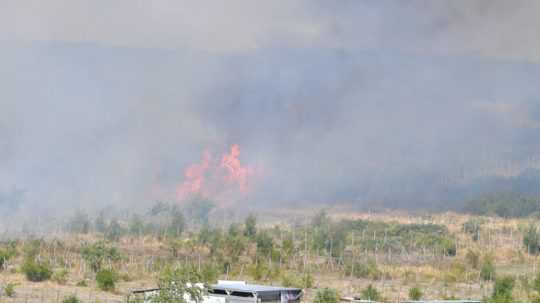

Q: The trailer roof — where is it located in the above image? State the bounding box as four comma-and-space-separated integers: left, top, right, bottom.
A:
211, 283, 301, 293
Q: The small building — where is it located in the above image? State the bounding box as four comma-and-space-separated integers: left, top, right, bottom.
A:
209, 281, 303, 303
129, 281, 302, 303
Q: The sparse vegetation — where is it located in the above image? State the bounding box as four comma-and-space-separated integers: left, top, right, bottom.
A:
4, 282, 16, 297
361, 284, 382, 301
409, 286, 423, 300
0, 207, 537, 302
96, 269, 118, 291
62, 295, 82, 303
314, 288, 340, 303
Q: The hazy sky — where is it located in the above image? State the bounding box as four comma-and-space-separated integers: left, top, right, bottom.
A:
1, 1, 540, 216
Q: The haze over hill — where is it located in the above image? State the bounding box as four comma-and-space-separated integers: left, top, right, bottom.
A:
1, 1, 540, 217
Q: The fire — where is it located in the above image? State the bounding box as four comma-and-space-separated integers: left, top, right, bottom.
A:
176, 144, 256, 203
221, 144, 252, 193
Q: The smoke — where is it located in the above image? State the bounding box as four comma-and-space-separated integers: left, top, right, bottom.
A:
1, 1, 540, 217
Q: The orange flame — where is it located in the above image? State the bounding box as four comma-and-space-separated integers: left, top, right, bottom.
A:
176, 144, 256, 203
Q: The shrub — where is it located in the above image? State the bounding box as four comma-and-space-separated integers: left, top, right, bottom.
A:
62, 295, 81, 303
314, 288, 340, 303
345, 259, 382, 280
361, 284, 381, 301
281, 272, 313, 289
154, 266, 205, 303
96, 269, 118, 291
481, 255, 496, 281
21, 259, 52, 282
81, 242, 121, 273
409, 286, 423, 300
4, 282, 17, 297
52, 268, 69, 285
490, 276, 515, 303
244, 214, 257, 238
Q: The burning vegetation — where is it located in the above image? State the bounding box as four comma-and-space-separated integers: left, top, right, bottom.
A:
175, 144, 257, 206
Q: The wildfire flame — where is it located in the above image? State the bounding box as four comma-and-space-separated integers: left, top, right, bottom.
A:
176, 144, 256, 203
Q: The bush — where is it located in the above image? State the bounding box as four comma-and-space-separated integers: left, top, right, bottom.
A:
62, 295, 81, 303
314, 288, 340, 303
244, 214, 257, 238
281, 272, 313, 289
21, 259, 52, 282
361, 284, 381, 301
154, 266, 205, 303
96, 269, 118, 291
81, 242, 121, 273
409, 287, 423, 300
490, 276, 515, 303
52, 268, 69, 285
345, 259, 382, 280
481, 255, 496, 281
4, 282, 17, 297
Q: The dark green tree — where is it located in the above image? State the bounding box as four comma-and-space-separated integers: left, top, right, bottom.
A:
244, 214, 257, 238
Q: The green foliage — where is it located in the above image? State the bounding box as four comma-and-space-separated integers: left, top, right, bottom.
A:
96, 269, 118, 291
244, 214, 257, 238
361, 284, 381, 301
21, 258, 52, 282
524, 224, 540, 255
200, 262, 220, 284
339, 220, 455, 256
489, 276, 515, 303
22, 239, 42, 259
481, 255, 496, 281
345, 259, 382, 280
151, 266, 205, 303
62, 295, 82, 303
52, 268, 69, 284
408, 286, 423, 300
0, 249, 12, 270
281, 272, 314, 289
256, 231, 275, 258
311, 210, 347, 257
465, 192, 540, 218
81, 242, 121, 273
4, 282, 17, 297
314, 288, 340, 303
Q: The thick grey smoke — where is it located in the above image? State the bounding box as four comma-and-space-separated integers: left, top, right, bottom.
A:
1, 1, 540, 218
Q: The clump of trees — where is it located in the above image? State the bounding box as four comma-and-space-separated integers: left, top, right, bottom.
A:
464, 192, 540, 218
